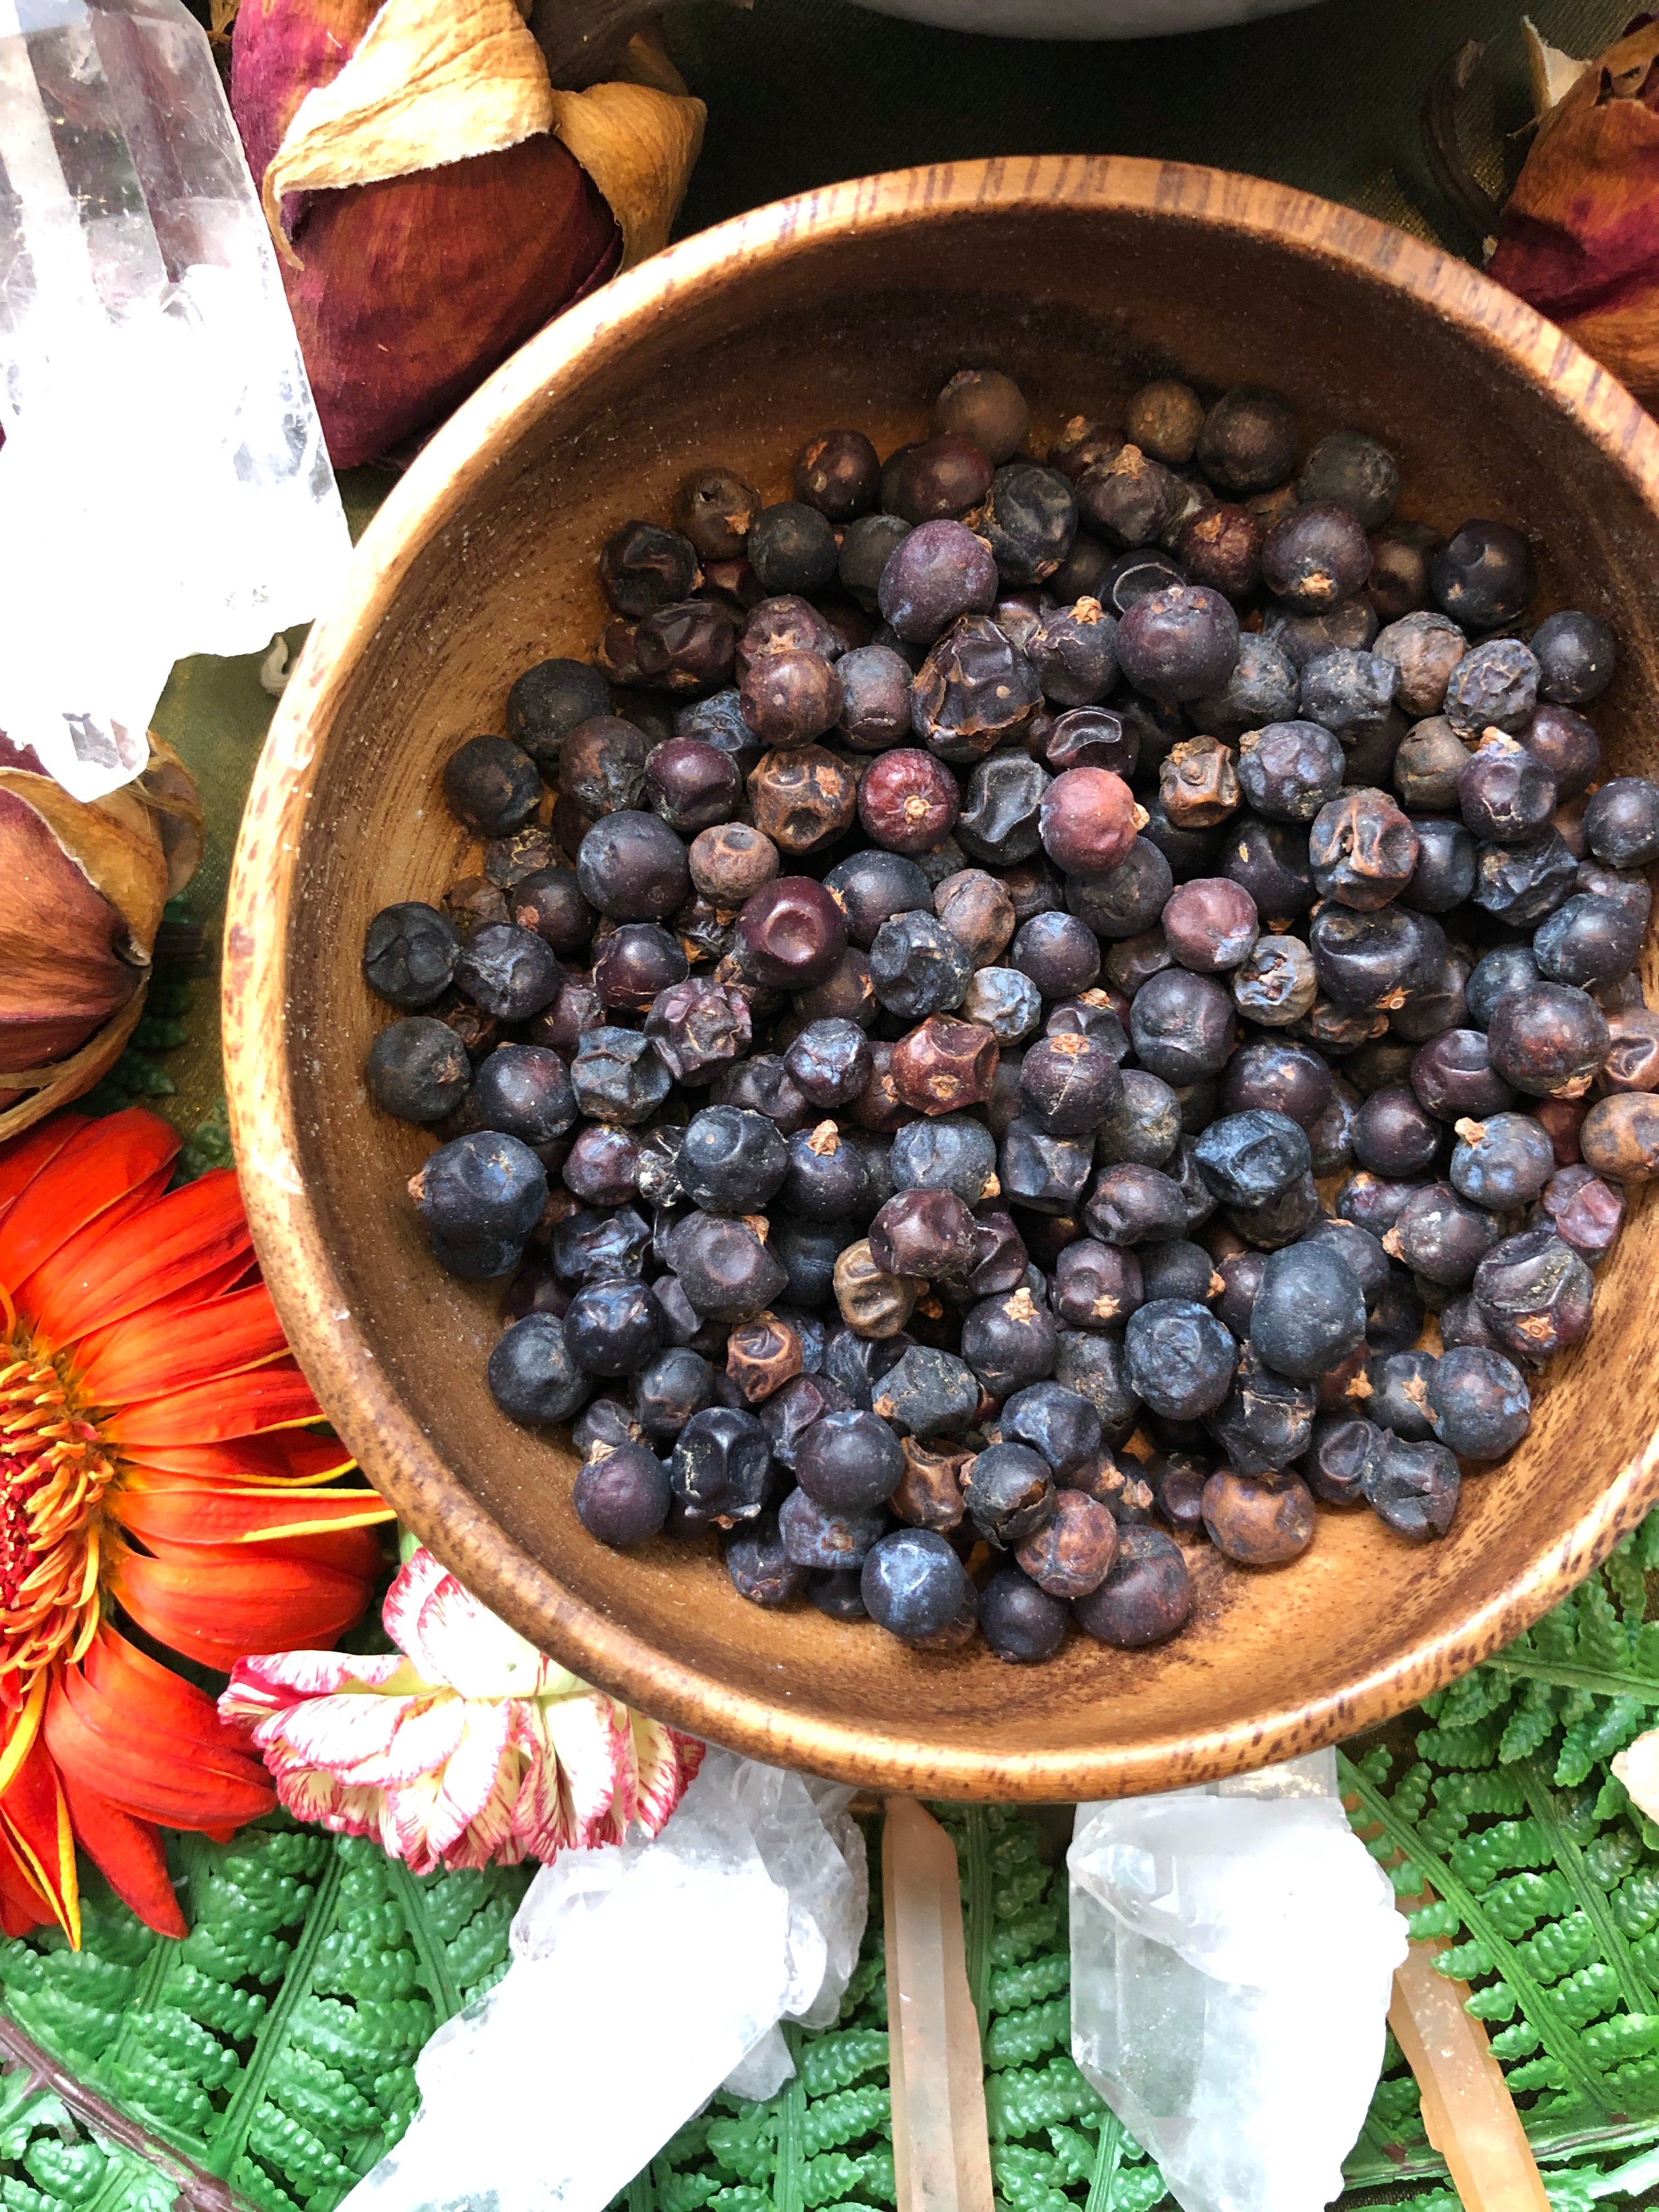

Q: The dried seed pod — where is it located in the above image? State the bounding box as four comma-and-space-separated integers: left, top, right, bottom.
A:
726, 1311, 805, 1403
833, 1239, 920, 1338
1201, 1469, 1316, 1564
1159, 737, 1240, 829
1014, 1488, 1118, 1598
890, 1436, 972, 1530
746, 746, 859, 854
1309, 789, 1420, 910
890, 1015, 1000, 1115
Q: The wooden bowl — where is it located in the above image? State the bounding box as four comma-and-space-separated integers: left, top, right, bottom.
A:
225, 157, 1659, 1802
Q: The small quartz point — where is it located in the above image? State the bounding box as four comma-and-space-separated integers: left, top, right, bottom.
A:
883, 1798, 995, 2212
1068, 1750, 1408, 2212
341, 1751, 867, 2212
0, 0, 351, 799
1389, 1929, 1550, 2212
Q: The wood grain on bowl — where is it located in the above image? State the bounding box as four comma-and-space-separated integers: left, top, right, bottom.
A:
224, 157, 1659, 1800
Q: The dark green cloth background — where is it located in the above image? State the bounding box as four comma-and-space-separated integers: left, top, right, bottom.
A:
158, 0, 1641, 1135
663, 0, 1633, 253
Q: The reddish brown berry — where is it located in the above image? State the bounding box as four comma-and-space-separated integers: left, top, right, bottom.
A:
1038, 766, 1141, 874
859, 747, 961, 854
891, 1015, 1000, 1115
747, 747, 859, 854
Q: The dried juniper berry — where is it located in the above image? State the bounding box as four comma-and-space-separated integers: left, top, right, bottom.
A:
1205, 1346, 1316, 1475
861, 1528, 975, 1645
1084, 1163, 1188, 1248
669, 1406, 774, 1525
1448, 1111, 1553, 1211
1352, 1086, 1440, 1177
562, 1278, 664, 1378
1017, 1032, 1122, 1135
1124, 1298, 1237, 1419
973, 463, 1078, 586
1381, 1182, 1500, 1288
442, 734, 543, 838
1531, 608, 1617, 703
746, 501, 839, 596
1486, 983, 1610, 1099
1072, 1525, 1194, 1646
488, 1312, 589, 1424
1129, 968, 1237, 1084
1246, 1242, 1365, 1383
963, 1441, 1056, 1547
1117, 583, 1241, 706
1262, 504, 1372, 610
1297, 430, 1399, 526
1237, 721, 1345, 824
1029, 600, 1119, 707
364, 901, 461, 1010
1472, 1227, 1594, 1363
1431, 520, 1536, 633
1581, 1092, 1659, 1183
1309, 789, 1418, 909
1426, 1345, 1531, 1460
970, 1566, 1064, 1662
877, 518, 998, 644
794, 427, 881, 521
1306, 1412, 1386, 1504
1460, 733, 1556, 844
1363, 1434, 1460, 1540
368, 1017, 471, 1124
1366, 1347, 1438, 1440
1192, 1109, 1312, 1209
1539, 1164, 1626, 1264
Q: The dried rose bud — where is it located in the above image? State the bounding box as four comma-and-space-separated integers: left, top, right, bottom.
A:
231, 0, 707, 467
1489, 21, 1659, 414
0, 738, 201, 1135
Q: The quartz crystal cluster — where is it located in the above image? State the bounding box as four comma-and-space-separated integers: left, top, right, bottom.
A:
0, 0, 350, 798
343, 1751, 868, 2212
1069, 1750, 1408, 2212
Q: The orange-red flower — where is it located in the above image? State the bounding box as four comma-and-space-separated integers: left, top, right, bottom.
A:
0, 1105, 393, 1943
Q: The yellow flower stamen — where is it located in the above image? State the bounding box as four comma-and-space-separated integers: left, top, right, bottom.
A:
0, 1338, 114, 1707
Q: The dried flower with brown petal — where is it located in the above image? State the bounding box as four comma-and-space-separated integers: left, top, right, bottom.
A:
0, 737, 201, 1137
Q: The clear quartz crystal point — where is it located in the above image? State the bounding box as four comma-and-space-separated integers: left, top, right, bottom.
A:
1068, 1750, 1409, 2212
0, 0, 351, 798
340, 1752, 868, 2212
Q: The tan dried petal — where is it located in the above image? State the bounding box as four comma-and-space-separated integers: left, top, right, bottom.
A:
549, 40, 706, 267
261, 0, 558, 266
0, 789, 140, 1070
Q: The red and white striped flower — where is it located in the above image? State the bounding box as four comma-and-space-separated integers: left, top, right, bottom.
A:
221, 1546, 702, 1872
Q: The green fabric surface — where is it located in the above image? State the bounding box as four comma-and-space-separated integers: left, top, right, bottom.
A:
664, 0, 1635, 258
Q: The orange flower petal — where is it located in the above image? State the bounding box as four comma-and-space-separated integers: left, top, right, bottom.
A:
108, 1483, 393, 1548
0, 1116, 87, 1223
82, 1625, 253, 1757
44, 1670, 274, 1829
57, 1768, 184, 1938
0, 1109, 180, 1290
0, 1718, 78, 1944
116, 1434, 358, 1486
0, 1833, 52, 1936
74, 1284, 292, 1405
24, 1169, 252, 1347
115, 1548, 374, 1668
103, 1362, 321, 1447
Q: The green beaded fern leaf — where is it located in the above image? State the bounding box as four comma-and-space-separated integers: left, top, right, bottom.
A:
0, 1821, 528, 2212
1339, 1513, 1659, 2204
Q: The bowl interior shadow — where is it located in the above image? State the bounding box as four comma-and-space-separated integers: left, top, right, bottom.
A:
267, 188, 1659, 1798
